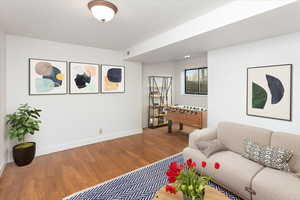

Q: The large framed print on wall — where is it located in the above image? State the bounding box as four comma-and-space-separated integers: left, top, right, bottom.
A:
69, 62, 100, 94
247, 64, 292, 121
101, 65, 125, 93
29, 58, 67, 95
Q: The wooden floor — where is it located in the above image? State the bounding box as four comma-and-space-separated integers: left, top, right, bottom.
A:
0, 126, 195, 200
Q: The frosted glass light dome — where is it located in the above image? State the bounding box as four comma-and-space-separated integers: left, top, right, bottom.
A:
91, 5, 114, 22
88, 0, 118, 23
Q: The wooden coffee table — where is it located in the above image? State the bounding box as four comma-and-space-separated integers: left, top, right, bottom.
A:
153, 185, 229, 200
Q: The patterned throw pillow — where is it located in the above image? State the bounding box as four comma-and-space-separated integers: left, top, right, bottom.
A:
242, 138, 293, 172
243, 138, 262, 162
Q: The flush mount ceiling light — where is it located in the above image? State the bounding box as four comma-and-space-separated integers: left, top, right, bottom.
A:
184, 55, 191, 59
88, 0, 118, 22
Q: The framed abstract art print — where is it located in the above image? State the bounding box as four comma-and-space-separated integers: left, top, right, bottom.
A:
247, 64, 292, 121
101, 65, 125, 93
29, 58, 67, 95
69, 62, 100, 94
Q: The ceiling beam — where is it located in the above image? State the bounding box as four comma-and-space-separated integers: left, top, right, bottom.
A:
124, 0, 297, 62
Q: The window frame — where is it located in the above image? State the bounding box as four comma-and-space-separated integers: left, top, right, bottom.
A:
184, 67, 208, 95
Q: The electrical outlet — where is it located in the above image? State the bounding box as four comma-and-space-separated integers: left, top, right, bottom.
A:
99, 128, 103, 135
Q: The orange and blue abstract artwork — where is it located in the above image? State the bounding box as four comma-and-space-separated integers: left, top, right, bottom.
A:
29, 58, 67, 95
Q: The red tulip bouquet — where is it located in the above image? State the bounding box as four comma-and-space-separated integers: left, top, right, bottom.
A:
165, 159, 221, 200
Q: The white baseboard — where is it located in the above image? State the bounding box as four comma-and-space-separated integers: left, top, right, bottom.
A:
8, 129, 143, 162
0, 161, 6, 177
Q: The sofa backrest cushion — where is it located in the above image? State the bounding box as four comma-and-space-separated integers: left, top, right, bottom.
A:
217, 122, 272, 155
271, 132, 300, 173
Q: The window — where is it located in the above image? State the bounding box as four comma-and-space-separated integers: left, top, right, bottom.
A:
184, 67, 208, 95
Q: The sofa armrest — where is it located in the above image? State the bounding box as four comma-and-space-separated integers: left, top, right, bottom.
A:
189, 128, 218, 149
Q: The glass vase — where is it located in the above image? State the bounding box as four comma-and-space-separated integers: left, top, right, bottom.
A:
182, 193, 204, 200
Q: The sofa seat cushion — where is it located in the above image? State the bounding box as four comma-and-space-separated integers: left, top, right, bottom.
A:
183, 147, 264, 200
217, 122, 272, 155
252, 168, 300, 200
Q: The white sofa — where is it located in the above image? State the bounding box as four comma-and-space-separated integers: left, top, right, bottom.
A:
183, 122, 300, 200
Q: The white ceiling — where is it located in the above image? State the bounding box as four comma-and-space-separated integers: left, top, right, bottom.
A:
126, 0, 300, 63
0, 0, 233, 50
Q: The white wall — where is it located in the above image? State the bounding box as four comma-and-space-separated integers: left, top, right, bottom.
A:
174, 55, 208, 107
0, 30, 7, 175
142, 61, 176, 128
142, 55, 208, 128
208, 32, 300, 134
6, 35, 143, 160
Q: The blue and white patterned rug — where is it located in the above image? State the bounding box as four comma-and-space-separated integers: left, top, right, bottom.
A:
64, 153, 243, 200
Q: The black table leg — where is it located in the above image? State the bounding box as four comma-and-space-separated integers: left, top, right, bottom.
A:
179, 123, 183, 130
168, 120, 173, 133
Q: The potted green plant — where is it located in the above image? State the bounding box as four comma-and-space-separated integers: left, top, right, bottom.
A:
6, 104, 42, 166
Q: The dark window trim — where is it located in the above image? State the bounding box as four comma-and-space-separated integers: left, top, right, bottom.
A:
184, 67, 208, 95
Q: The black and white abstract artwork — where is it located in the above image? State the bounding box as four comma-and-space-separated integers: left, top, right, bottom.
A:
69, 62, 100, 94
247, 64, 292, 121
